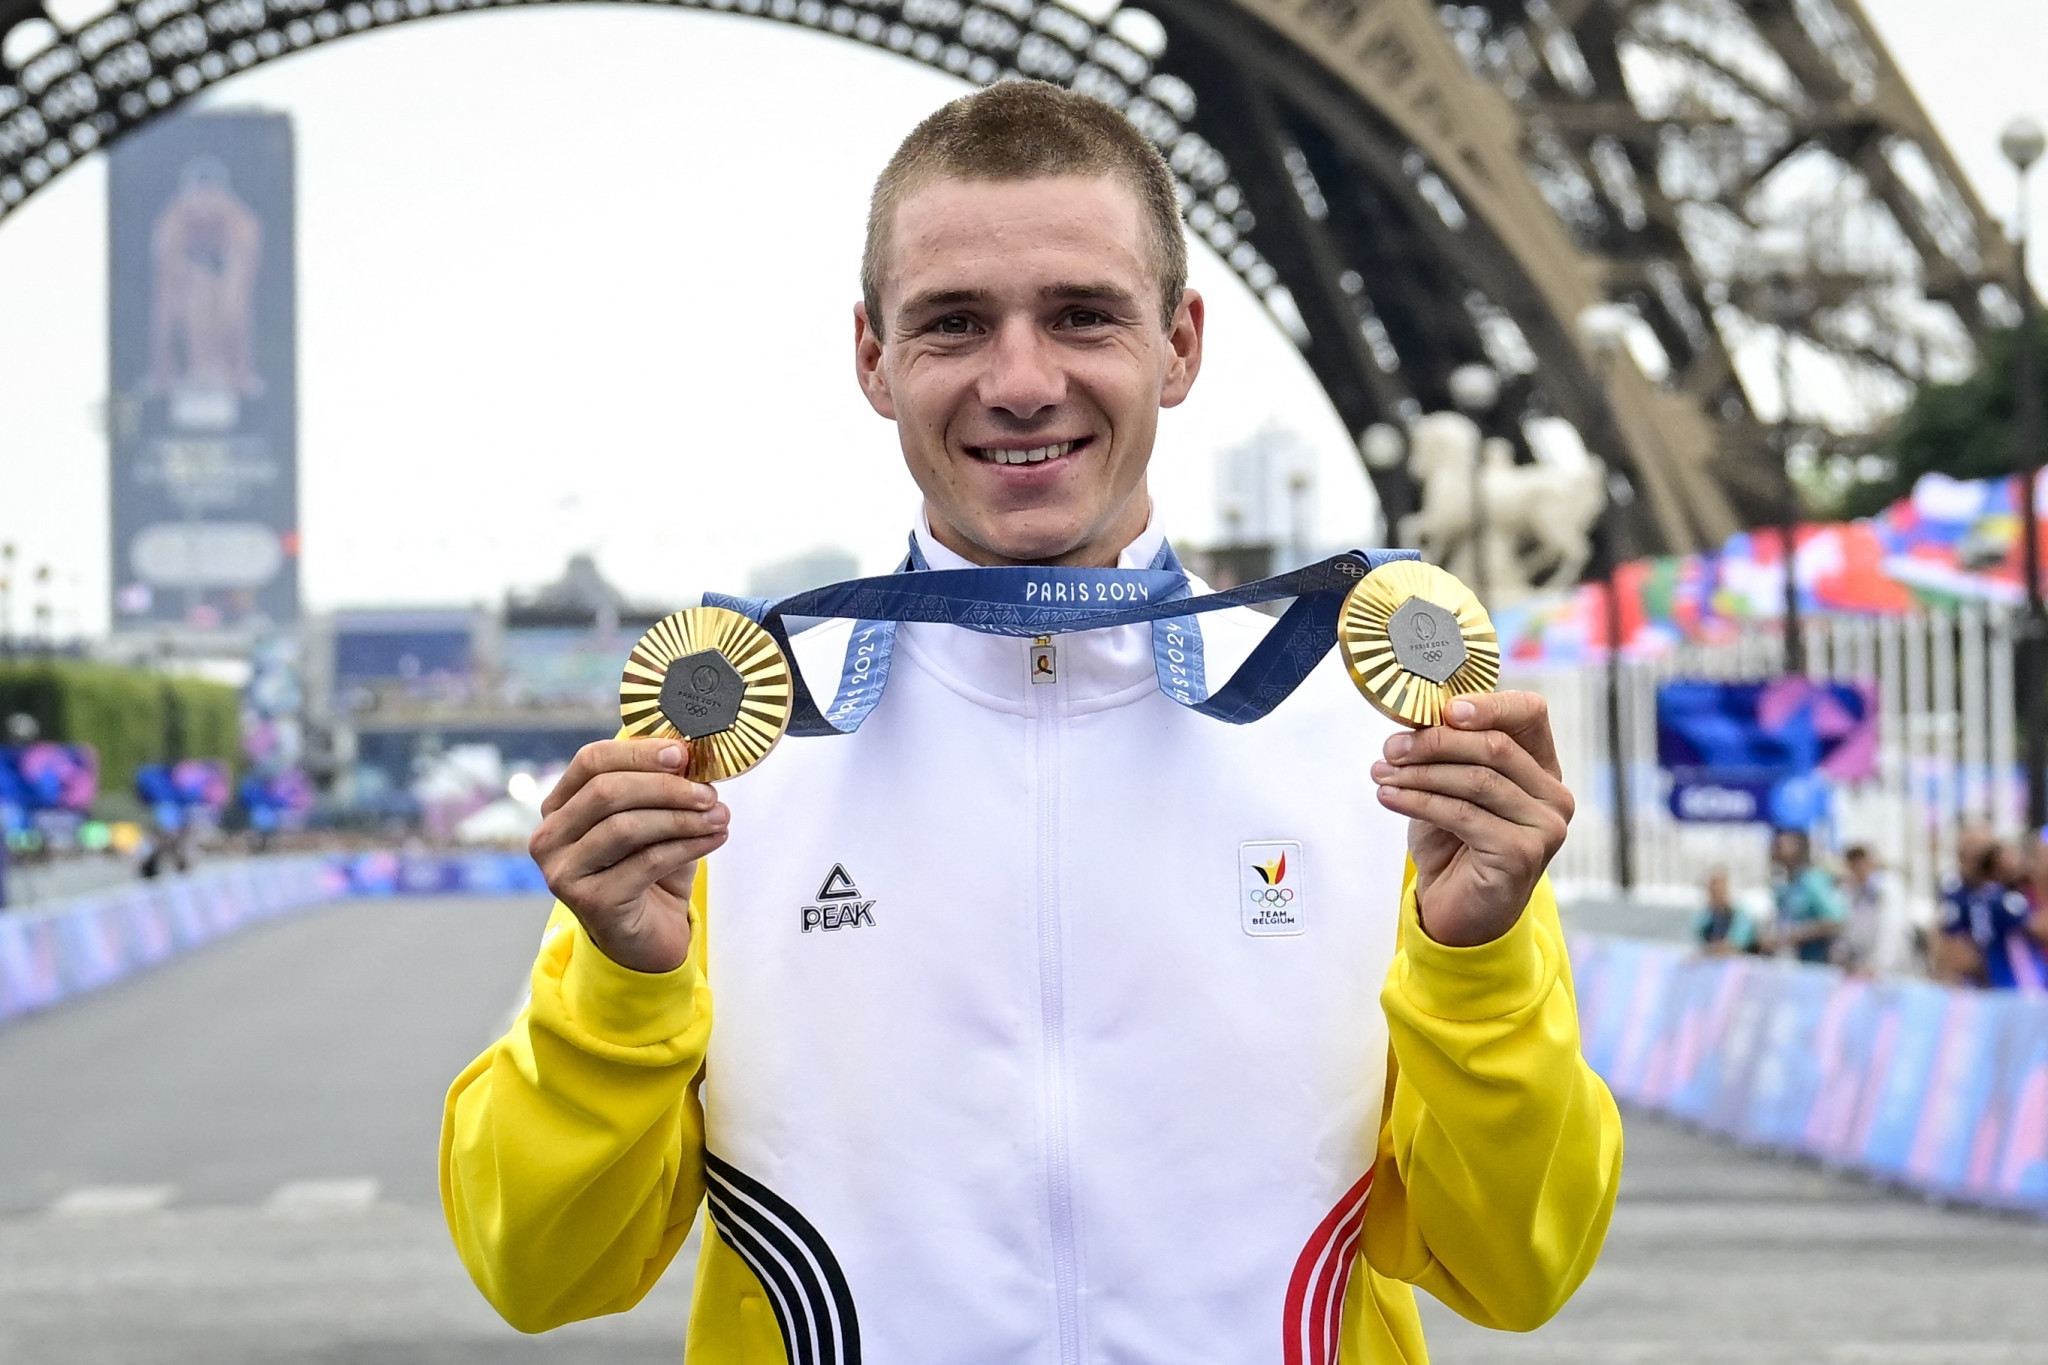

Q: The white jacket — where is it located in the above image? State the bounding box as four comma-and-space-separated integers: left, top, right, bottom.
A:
699, 522, 1411, 1363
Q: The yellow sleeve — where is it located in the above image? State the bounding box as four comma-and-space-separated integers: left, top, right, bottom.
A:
1361, 865, 1623, 1332
438, 867, 711, 1334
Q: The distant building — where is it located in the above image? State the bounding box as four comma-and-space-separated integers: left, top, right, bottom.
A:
330, 609, 477, 692
1215, 424, 1318, 572
748, 547, 860, 600
507, 553, 640, 632
1182, 425, 1319, 594
306, 550, 868, 824
500, 554, 670, 715
1180, 543, 1276, 591
308, 556, 672, 817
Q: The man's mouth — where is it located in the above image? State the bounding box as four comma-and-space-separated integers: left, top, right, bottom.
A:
966, 439, 1085, 466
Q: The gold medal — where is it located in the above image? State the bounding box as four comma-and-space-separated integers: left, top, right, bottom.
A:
1339, 560, 1500, 728
619, 607, 794, 783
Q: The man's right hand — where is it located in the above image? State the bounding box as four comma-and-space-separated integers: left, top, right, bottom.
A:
529, 738, 730, 975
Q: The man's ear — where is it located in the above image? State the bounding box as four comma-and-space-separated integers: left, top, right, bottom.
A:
1159, 288, 1205, 409
853, 301, 897, 420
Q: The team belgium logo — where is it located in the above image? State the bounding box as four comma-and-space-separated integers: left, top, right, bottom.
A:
1239, 841, 1305, 937
1251, 852, 1294, 904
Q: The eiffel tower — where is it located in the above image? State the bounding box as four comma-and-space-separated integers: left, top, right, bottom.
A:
0, 0, 2012, 558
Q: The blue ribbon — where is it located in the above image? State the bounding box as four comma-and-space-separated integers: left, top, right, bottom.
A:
706, 538, 1418, 737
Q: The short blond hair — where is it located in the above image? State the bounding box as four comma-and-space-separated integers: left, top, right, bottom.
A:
862, 81, 1188, 329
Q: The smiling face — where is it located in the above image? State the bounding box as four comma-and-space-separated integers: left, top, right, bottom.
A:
854, 175, 1203, 568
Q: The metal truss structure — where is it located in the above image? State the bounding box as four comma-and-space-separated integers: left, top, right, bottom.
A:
0, 0, 2017, 556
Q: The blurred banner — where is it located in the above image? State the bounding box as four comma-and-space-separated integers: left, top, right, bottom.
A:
1490, 472, 2048, 666
134, 759, 229, 832
1657, 678, 1878, 825
108, 112, 298, 631
1574, 936, 2048, 1215
1, 744, 100, 840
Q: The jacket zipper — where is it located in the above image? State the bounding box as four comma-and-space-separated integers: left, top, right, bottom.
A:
1034, 657, 1082, 1364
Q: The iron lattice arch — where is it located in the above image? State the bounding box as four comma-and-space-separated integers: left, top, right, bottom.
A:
0, 0, 2017, 556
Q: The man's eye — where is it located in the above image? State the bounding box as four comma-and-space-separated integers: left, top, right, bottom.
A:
1064, 309, 1110, 328
932, 315, 976, 335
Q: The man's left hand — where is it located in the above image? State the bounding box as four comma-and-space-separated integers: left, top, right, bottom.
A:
1370, 691, 1574, 948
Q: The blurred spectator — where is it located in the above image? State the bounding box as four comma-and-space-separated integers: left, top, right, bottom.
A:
1931, 827, 1995, 985
1695, 866, 1761, 957
139, 825, 191, 880
1992, 841, 2048, 992
1833, 845, 1886, 974
2026, 838, 2048, 982
1936, 833, 2048, 991
1767, 829, 1844, 964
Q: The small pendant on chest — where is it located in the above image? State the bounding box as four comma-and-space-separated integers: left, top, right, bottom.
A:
1030, 636, 1058, 685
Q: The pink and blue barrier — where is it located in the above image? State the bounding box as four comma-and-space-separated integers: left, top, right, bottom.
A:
0, 851, 550, 1028
1572, 935, 2048, 1214
23, 863, 2043, 1215
328, 849, 550, 898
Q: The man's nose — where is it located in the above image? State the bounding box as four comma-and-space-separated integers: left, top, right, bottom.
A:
978, 318, 1065, 419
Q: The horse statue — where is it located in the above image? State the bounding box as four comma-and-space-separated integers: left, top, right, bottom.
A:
1395, 411, 1607, 605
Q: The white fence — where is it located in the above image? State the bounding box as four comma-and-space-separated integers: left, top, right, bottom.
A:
1508, 603, 2029, 943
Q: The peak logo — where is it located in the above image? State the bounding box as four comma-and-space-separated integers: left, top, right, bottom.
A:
1239, 841, 1305, 937
801, 863, 876, 933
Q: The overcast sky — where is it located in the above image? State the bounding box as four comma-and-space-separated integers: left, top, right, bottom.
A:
0, 0, 2042, 635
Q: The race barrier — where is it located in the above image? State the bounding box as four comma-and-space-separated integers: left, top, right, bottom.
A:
12, 860, 2046, 1217
1572, 935, 2048, 1215
0, 851, 549, 1028
325, 849, 551, 899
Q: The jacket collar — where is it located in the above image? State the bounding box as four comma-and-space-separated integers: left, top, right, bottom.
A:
900, 510, 1177, 716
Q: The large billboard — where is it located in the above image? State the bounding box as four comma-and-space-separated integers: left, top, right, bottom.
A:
108, 112, 298, 630
1655, 677, 1878, 825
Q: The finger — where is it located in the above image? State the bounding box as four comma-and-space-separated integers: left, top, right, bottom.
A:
550, 804, 731, 883
655, 862, 700, 899
552, 770, 721, 835
1442, 692, 1561, 779
1383, 723, 1568, 815
1372, 759, 1560, 835
1406, 821, 1463, 882
567, 833, 726, 912
540, 738, 689, 817
1377, 784, 1549, 870
539, 769, 721, 853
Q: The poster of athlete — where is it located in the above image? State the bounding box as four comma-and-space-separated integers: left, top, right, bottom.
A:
107, 111, 298, 631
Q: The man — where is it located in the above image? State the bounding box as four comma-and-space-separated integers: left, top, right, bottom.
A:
2022, 838, 2048, 993
1990, 841, 2048, 992
1695, 865, 1761, 957
1931, 826, 1995, 984
1766, 828, 1843, 965
441, 83, 1621, 1363
1832, 844, 1885, 974
1939, 838, 2048, 991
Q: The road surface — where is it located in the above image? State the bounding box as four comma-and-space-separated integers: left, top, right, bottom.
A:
0, 894, 2041, 1363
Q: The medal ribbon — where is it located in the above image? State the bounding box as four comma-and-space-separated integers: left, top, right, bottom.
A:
704, 539, 1419, 737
